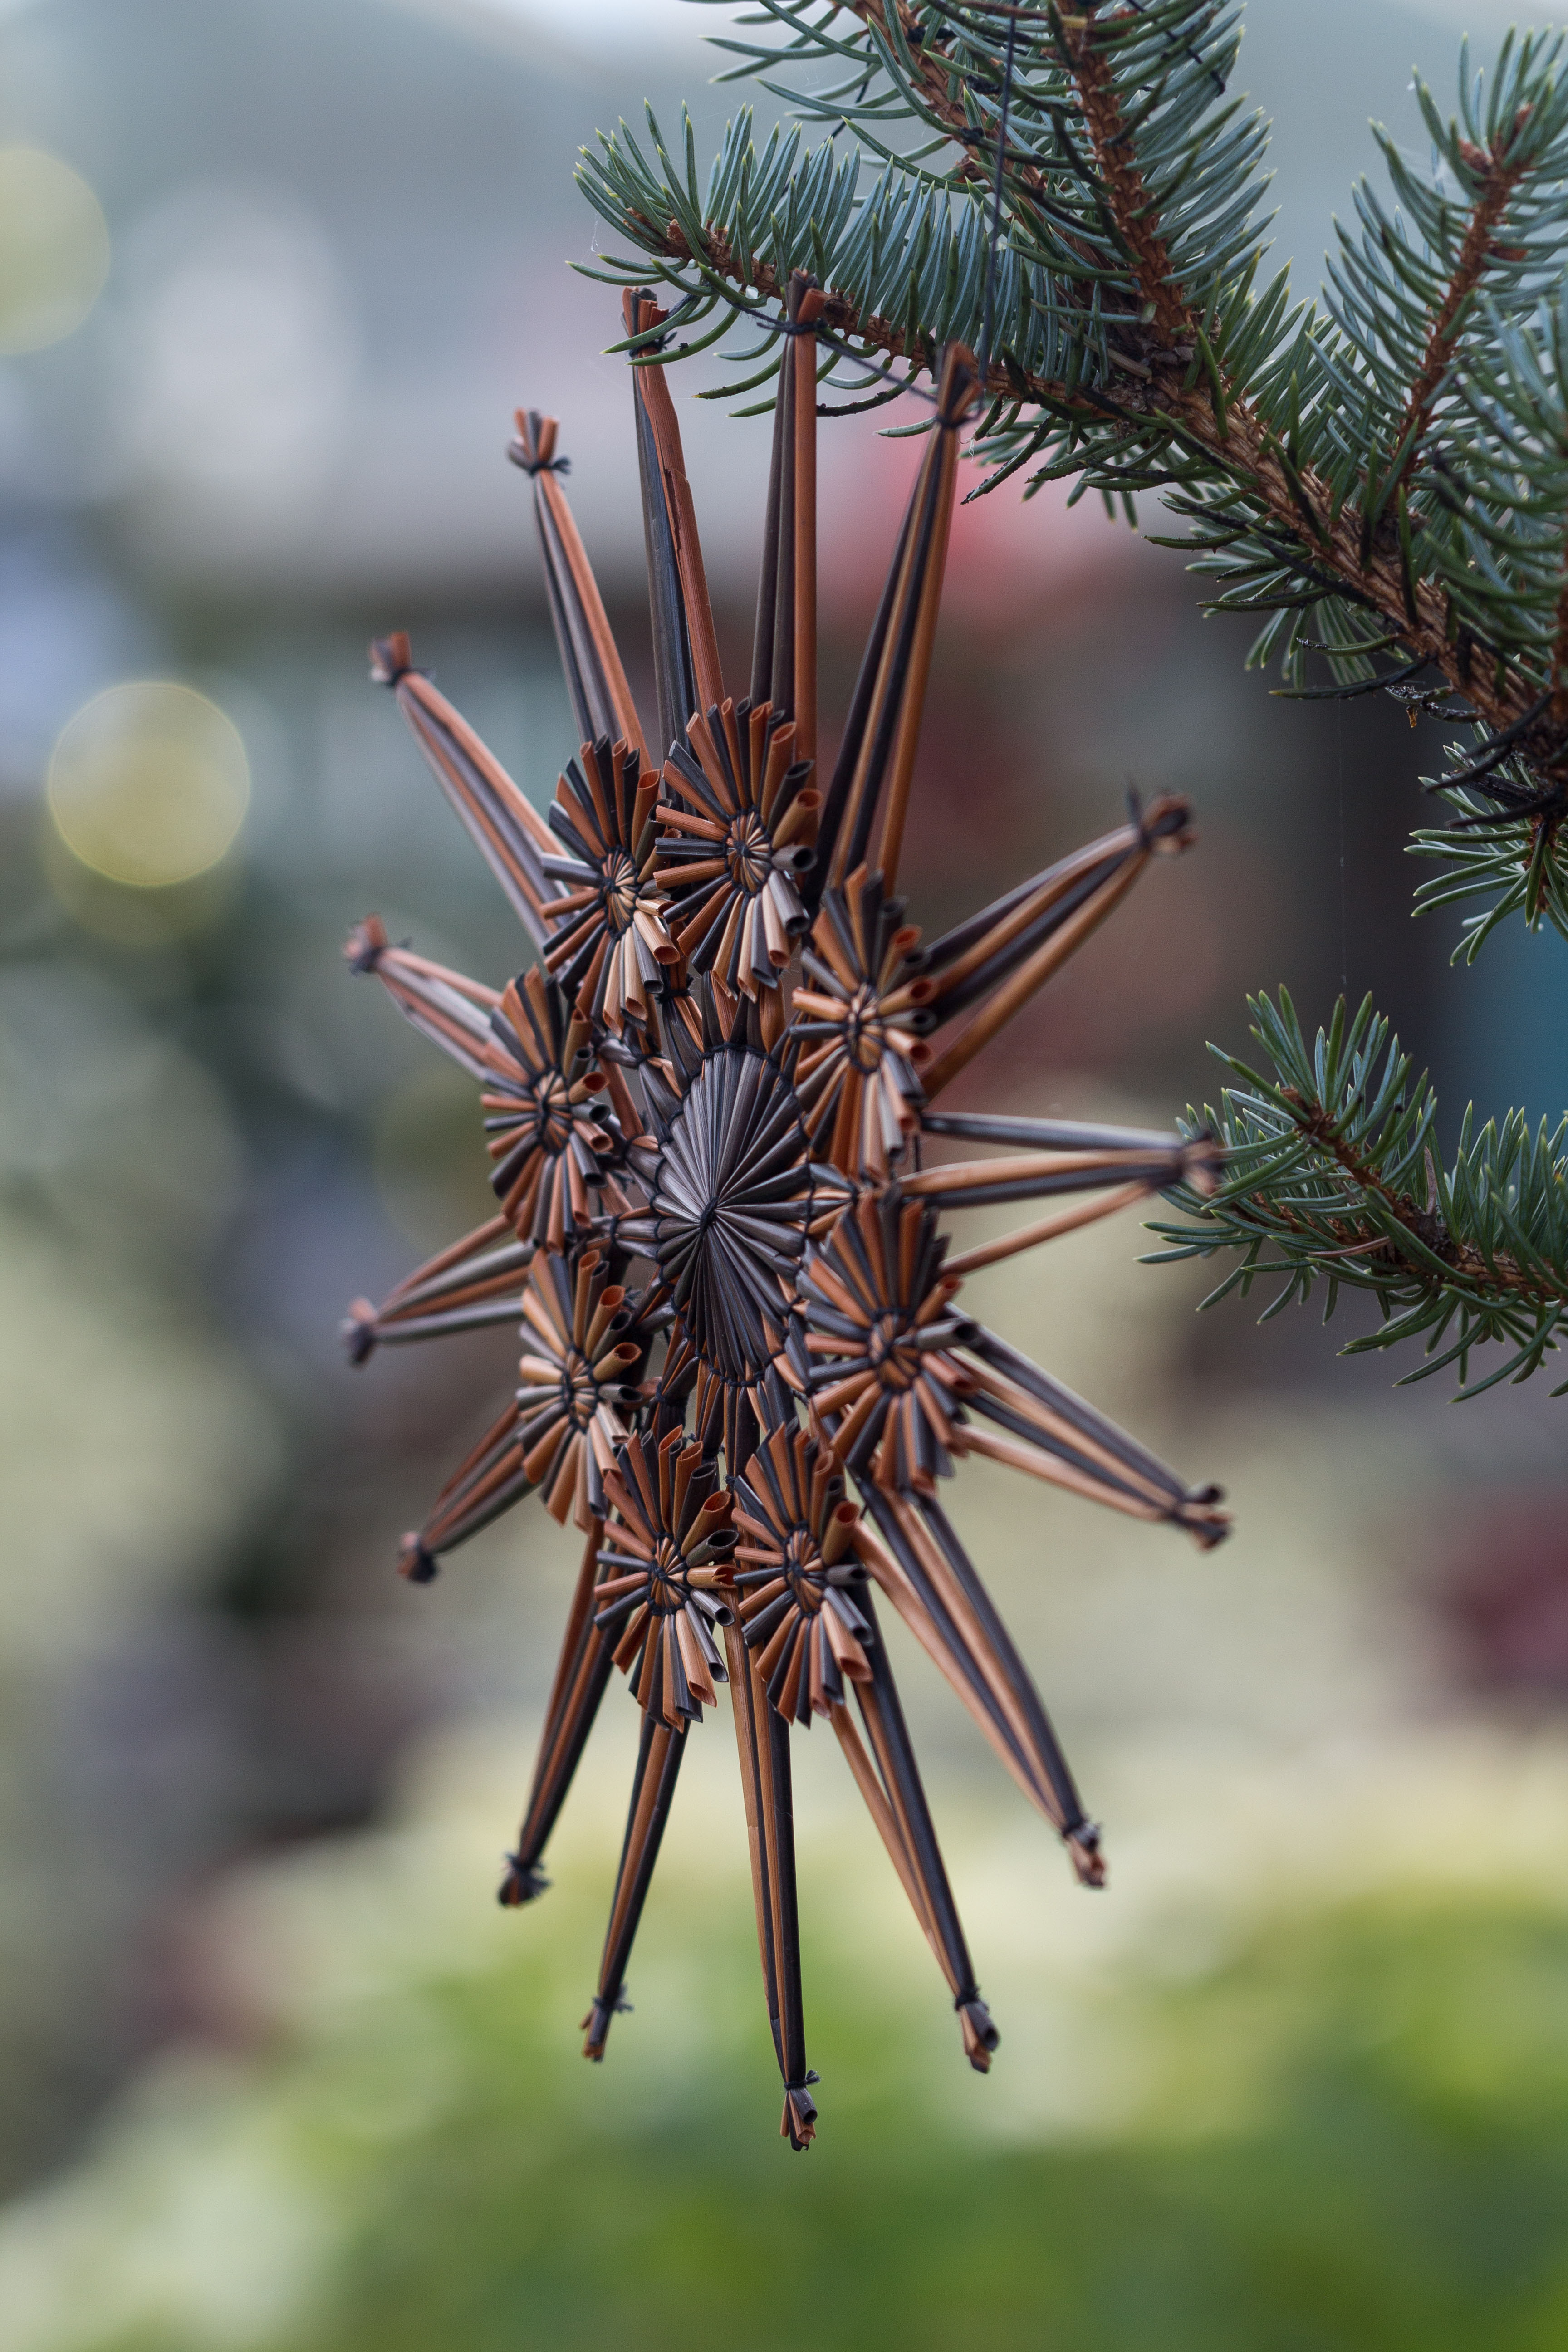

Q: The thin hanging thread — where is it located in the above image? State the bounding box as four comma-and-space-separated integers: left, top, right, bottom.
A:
1338, 701, 1349, 999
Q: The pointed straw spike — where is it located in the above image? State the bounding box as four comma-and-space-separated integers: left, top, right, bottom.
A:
583, 1712, 687, 2059
500, 1522, 614, 1904
820, 345, 976, 897
511, 409, 648, 761
370, 647, 557, 948
627, 292, 725, 730
922, 853, 1155, 1098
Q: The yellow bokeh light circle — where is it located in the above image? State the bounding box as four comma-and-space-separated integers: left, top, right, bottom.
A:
0, 147, 110, 354
48, 683, 250, 888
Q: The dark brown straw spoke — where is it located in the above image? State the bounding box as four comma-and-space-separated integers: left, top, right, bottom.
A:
725, 1614, 784, 2035
342, 1216, 524, 1365
900, 1144, 1197, 1212
751, 269, 824, 766
959, 1326, 1230, 1547
841, 1589, 998, 2071
396, 1398, 532, 1586
853, 1493, 1105, 1885
500, 1521, 617, 1905
919, 797, 1196, 1098
582, 1710, 686, 2060
344, 918, 500, 1083
369, 634, 556, 944
906, 1120, 1220, 1276
510, 409, 647, 760
730, 1414, 986, 2063
818, 346, 978, 897
937, 1182, 1169, 1274
626, 291, 725, 749
852, 1486, 1054, 1816
921, 1110, 1200, 1155
920, 1491, 1106, 1877
723, 1623, 817, 2147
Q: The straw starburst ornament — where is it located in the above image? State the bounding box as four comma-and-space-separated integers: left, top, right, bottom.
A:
344, 279, 1228, 2149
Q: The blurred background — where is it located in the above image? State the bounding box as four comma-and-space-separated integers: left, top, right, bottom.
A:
3, 0, 1568, 2344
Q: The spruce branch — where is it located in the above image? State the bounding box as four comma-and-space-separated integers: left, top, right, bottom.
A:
577, 3, 1568, 934
1146, 992, 1568, 1398
1377, 133, 1527, 519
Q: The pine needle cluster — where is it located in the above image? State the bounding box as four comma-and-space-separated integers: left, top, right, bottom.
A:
1147, 992, 1568, 1397
576, 0, 1568, 1394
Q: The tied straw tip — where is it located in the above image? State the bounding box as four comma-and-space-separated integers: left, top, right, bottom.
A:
343, 916, 388, 973
1065, 1820, 1107, 1887
497, 1854, 549, 1906
398, 1535, 440, 1585
509, 408, 570, 475
342, 1299, 377, 1364
369, 632, 421, 687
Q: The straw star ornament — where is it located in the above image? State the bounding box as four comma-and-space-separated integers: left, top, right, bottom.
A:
345, 278, 1228, 2149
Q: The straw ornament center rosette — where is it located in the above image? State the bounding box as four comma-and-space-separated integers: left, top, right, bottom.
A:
650, 1042, 815, 1383
342, 275, 1232, 2153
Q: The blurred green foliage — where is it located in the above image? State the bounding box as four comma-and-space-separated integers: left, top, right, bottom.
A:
31, 1853, 1568, 2352
278, 1908, 1568, 2352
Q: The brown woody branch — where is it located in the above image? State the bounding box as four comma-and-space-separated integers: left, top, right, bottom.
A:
1054, 6, 1190, 343
1382, 128, 1529, 508
1281, 1089, 1568, 1311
